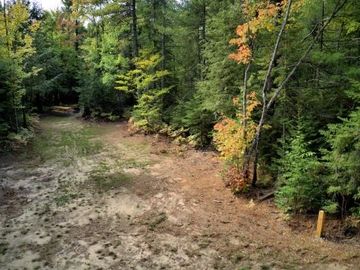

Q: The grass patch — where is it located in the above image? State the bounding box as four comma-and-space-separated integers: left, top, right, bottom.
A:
54, 193, 78, 206
31, 127, 102, 165
57, 129, 102, 156
116, 158, 150, 169
89, 162, 132, 192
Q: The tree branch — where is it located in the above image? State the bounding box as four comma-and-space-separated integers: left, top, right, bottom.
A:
244, 0, 349, 176
266, 0, 348, 111
243, 0, 293, 171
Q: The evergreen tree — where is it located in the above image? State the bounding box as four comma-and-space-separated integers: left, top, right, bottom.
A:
275, 130, 324, 213
323, 109, 360, 217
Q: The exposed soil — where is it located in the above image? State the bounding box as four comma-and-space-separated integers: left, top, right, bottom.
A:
0, 115, 359, 270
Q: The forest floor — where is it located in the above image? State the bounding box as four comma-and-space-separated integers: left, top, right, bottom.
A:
0, 115, 359, 270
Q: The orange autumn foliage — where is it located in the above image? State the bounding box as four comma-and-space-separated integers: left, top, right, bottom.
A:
214, 92, 260, 191
213, 92, 260, 165
229, 0, 284, 64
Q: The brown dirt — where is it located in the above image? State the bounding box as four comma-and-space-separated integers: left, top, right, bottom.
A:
0, 116, 359, 270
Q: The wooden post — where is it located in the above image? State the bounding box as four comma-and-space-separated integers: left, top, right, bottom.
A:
315, 210, 325, 238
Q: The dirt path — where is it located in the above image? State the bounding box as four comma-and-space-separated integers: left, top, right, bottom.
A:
0, 116, 359, 270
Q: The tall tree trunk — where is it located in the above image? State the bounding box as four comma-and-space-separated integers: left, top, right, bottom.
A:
316, 0, 325, 86
320, 0, 325, 51
22, 105, 27, 128
151, 0, 156, 48
201, 1, 206, 55
160, 0, 166, 88
243, 63, 251, 141
199, 1, 206, 80
12, 92, 19, 133
3, 0, 10, 54
130, 0, 139, 58
252, 149, 258, 187
242, 63, 251, 178
243, 0, 293, 176
75, 19, 80, 51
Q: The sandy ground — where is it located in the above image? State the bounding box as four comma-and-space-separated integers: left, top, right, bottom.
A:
0, 116, 359, 270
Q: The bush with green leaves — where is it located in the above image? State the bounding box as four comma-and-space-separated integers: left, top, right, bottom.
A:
275, 132, 325, 213
116, 51, 172, 132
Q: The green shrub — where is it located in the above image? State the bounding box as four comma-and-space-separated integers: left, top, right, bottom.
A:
275, 132, 325, 213
116, 51, 172, 133
322, 109, 360, 217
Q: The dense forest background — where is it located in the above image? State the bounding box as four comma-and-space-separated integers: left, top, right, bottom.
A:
0, 0, 359, 218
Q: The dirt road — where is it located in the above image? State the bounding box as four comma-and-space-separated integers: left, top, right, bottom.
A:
0, 116, 359, 270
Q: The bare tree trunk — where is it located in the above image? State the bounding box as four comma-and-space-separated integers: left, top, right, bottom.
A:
242, 63, 251, 177
252, 149, 258, 187
243, 0, 293, 174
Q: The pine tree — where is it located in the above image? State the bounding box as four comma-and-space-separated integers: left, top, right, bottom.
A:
275, 131, 324, 213
323, 109, 360, 217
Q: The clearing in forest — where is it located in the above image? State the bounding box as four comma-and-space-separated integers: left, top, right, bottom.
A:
0, 116, 359, 270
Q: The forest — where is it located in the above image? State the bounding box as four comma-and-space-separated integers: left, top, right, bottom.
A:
0, 0, 360, 269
